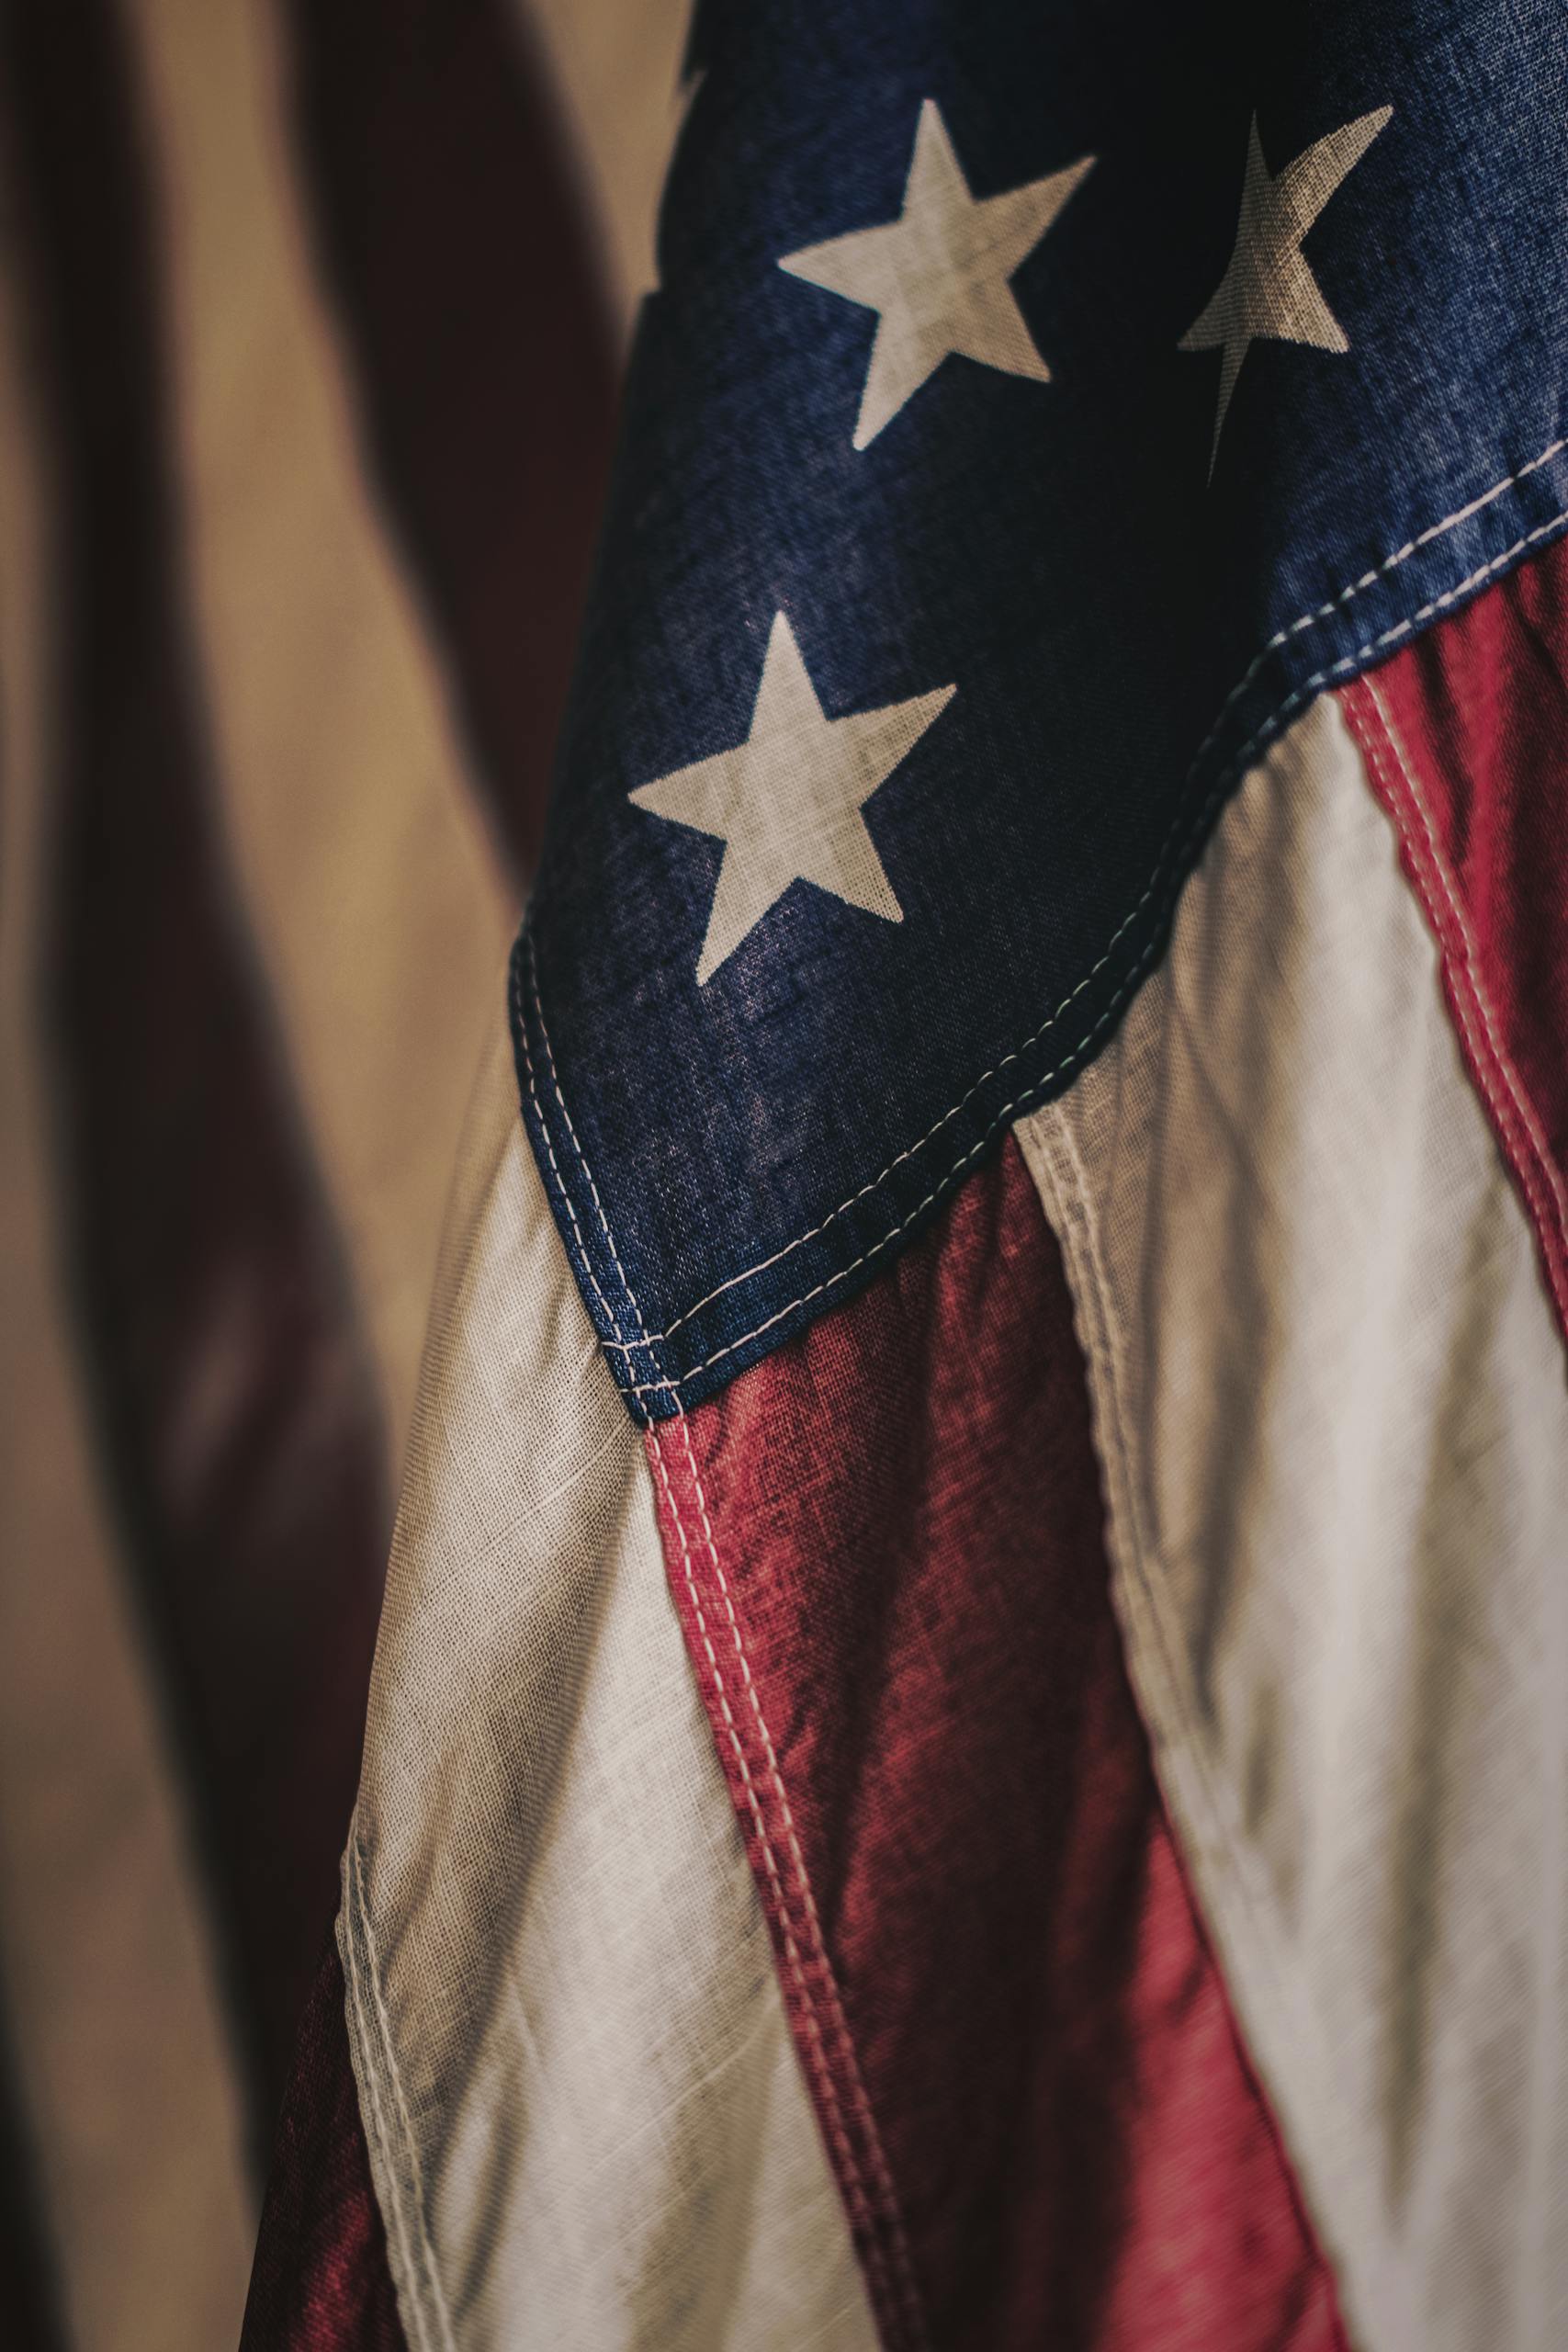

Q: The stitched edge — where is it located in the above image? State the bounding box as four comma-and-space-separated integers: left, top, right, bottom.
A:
1365, 674, 1568, 1254
1010, 657, 1568, 2342
1181, 435, 1566, 782
582, 433, 1568, 1374
512, 946, 622, 1343
671, 1408, 930, 2352
1023, 670, 1568, 2336
605, 477, 1568, 1405
340, 1826, 460, 2352
338, 1853, 431, 2352
1347, 677, 1568, 1332
575, 432, 1568, 1369
647, 1418, 914, 2349
1016, 1102, 1366, 2347
623, 929, 1162, 1390
520, 951, 931, 2352
1021, 1106, 1318, 1988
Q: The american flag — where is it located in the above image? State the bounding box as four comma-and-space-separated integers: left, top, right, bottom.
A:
0, 0, 645, 2340
7, 1, 1568, 2347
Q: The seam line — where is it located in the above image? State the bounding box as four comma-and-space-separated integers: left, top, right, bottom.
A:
1349, 680, 1568, 1331
590, 432, 1568, 1365
341, 1842, 431, 2352
524, 949, 930, 2352
1021, 1102, 1351, 2290
645, 1418, 905, 2345
1362, 677, 1568, 1249
628, 932, 1160, 1390
346, 1829, 459, 2352
669, 1407, 931, 2351
512, 947, 623, 1343
605, 484, 1568, 1400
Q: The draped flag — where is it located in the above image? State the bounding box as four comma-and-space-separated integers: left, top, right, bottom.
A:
0, 0, 631, 2341
243, 3, 1568, 2346
6, 0, 1568, 2347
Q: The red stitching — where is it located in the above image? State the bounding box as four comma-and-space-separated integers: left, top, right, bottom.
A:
1344, 678, 1568, 1336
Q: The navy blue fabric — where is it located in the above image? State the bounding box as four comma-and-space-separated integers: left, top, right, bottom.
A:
512, 0, 1568, 1421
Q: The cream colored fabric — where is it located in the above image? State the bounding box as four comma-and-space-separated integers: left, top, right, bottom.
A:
130, 0, 515, 1468
1018, 693, 1568, 2352
519, 0, 695, 332
346, 1023, 875, 2352
0, 198, 254, 2352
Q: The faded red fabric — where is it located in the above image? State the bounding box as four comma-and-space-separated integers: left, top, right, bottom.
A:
649, 1136, 1348, 2352
1339, 541, 1568, 1345
240, 1939, 404, 2352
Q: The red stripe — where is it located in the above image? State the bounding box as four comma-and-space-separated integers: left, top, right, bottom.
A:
7, 0, 389, 2123
277, 0, 619, 880
1338, 537, 1568, 1347
649, 1136, 1348, 2351
240, 1939, 404, 2352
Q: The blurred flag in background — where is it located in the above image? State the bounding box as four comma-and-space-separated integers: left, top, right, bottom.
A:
0, 1, 676, 2342
8, 4, 1568, 2350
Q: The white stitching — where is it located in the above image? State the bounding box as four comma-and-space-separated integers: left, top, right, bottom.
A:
340, 1841, 434, 2352
591, 433, 1568, 1363
670, 1408, 931, 2352
524, 954, 931, 2350
642, 1418, 904, 2337
1019, 1102, 1347, 2186
1352, 679, 1568, 1319
1181, 435, 1568, 781
626, 931, 1163, 1392
345, 1829, 460, 2352
511, 947, 623, 1344
525, 931, 649, 1342
616, 489, 1568, 1400
1362, 677, 1568, 1250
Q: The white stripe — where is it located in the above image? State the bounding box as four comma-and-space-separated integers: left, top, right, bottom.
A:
1017, 692, 1568, 2352
348, 1021, 876, 2352
126, 0, 515, 1470
518, 0, 695, 335
0, 192, 254, 2352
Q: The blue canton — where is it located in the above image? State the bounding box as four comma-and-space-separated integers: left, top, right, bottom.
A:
512, 0, 1568, 1421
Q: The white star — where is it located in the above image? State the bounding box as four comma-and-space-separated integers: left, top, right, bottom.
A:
1180, 106, 1392, 476
778, 99, 1094, 449
629, 612, 955, 983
